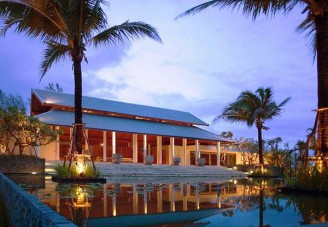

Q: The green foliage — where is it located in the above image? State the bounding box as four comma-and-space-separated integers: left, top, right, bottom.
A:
287, 166, 328, 192
213, 87, 290, 166
236, 137, 259, 165
251, 168, 273, 177
54, 163, 101, 178
54, 164, 70, 178
0, 0, 162, 77
0, 106, 62, 155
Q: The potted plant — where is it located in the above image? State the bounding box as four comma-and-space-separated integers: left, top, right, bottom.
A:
145, 155, 154, 165
197, 158, 206, 166
172, 156, 181, 166
112, 154, 122, 164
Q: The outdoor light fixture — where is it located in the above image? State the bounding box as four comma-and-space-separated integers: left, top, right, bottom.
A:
0, 144, 6, 154
73, 186, 91, 208
75, 155, 87, 175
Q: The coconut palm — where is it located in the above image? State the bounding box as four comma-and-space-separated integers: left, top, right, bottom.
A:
214, 87, 290, 166
0, 0, 162, 154
177, 0, 328, 157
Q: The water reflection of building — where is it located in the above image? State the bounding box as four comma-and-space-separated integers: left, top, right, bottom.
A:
25, 179, 328, 226
28, 89, 244, 167
38, 181, 253, 220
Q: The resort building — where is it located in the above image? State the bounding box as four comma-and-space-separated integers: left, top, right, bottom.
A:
31, 89, 242, 166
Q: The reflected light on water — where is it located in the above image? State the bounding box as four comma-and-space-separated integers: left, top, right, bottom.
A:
18, 178, 328, 227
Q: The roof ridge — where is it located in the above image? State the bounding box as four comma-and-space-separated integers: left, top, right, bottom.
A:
32, 88, 208, 126
33, 88, 192, 115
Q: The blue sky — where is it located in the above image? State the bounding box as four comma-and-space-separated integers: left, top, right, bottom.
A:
0, 1, 316, 147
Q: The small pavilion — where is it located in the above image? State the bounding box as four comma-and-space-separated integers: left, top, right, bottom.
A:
31, 89, 240, 166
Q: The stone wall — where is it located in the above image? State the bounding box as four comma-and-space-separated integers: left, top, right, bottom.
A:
0, 155, 45, 174
0, 173, 76, 227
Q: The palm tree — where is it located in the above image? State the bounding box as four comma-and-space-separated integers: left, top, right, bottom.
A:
0, 0, 162, 154
214, 87, 290, 166
177, 0, 328, 157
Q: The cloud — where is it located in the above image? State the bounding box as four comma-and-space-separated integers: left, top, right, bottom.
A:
0, 0, 317, 147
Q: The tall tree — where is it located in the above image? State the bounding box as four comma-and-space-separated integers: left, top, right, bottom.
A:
0, 0, 161, 154
213, 87, 290, 166
177, 0, 328, 157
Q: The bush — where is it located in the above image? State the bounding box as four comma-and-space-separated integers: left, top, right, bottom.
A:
54, 163, 101, 179
251, 168, 273, 177
287, 165, 328, 192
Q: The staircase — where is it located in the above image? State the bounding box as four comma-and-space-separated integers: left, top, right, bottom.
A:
45, 160, 246, 178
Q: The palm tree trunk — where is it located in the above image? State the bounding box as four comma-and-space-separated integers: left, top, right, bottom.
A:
257, 127, 264, 166
73, 59, 83, 154
315, 13, 328, 157
259, 187, 264, 227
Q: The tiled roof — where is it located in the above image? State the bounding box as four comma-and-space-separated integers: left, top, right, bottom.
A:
32, 89, 208, 126
36, 110, 231, 142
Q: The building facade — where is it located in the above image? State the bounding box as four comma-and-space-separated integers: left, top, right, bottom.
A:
31, 89, 242, 166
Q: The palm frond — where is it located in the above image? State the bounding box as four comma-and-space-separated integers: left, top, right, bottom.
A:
40, 41, 69, 79
213, 87, 290, 130
297, 13, 316, 60
176, 0, 297, 20
176, 0, 222, 19
89, 20, 162, 47
0, 0, 66, 42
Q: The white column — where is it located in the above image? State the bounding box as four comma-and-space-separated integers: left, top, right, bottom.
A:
133, 134, 138, 163
55, 126, 60, 160
196, 187, 200, 210
156, 136, 162, 164
217, 142, 221, 166
157, 187, 163, 213
182, 138, 187, 166
195, 139, 200, 159
56, 192, 60, 213
103, 131, 107, 162
170, 137, 175, 163
143, 135, 147, 160
144, 191, 148, 214
112, 196, 117, 217
133, 184, 138, 214
112, 131, 116, 155
103, 184, 107, 216
170, 184, 175, 212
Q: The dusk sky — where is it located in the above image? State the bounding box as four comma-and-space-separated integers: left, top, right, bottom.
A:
0, 1, 317, 147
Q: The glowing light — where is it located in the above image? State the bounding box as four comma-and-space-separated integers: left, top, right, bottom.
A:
76, 160, 86, 174
45, 168, 56, 172
0, 144, 6, 154
31, 172, 37, 175
73, 186, 91, 208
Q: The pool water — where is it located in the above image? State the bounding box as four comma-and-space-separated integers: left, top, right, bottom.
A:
22, 178, 328, 227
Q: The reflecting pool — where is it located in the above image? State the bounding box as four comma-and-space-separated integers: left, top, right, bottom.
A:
20, 177, 328, 227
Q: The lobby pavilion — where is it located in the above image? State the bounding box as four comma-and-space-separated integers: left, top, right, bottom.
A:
31, 89, 241, 166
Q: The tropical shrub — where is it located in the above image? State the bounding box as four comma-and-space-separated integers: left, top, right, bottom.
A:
54, 164, 101, 178
287, 165, 328, 192
0, 106, 62, 155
